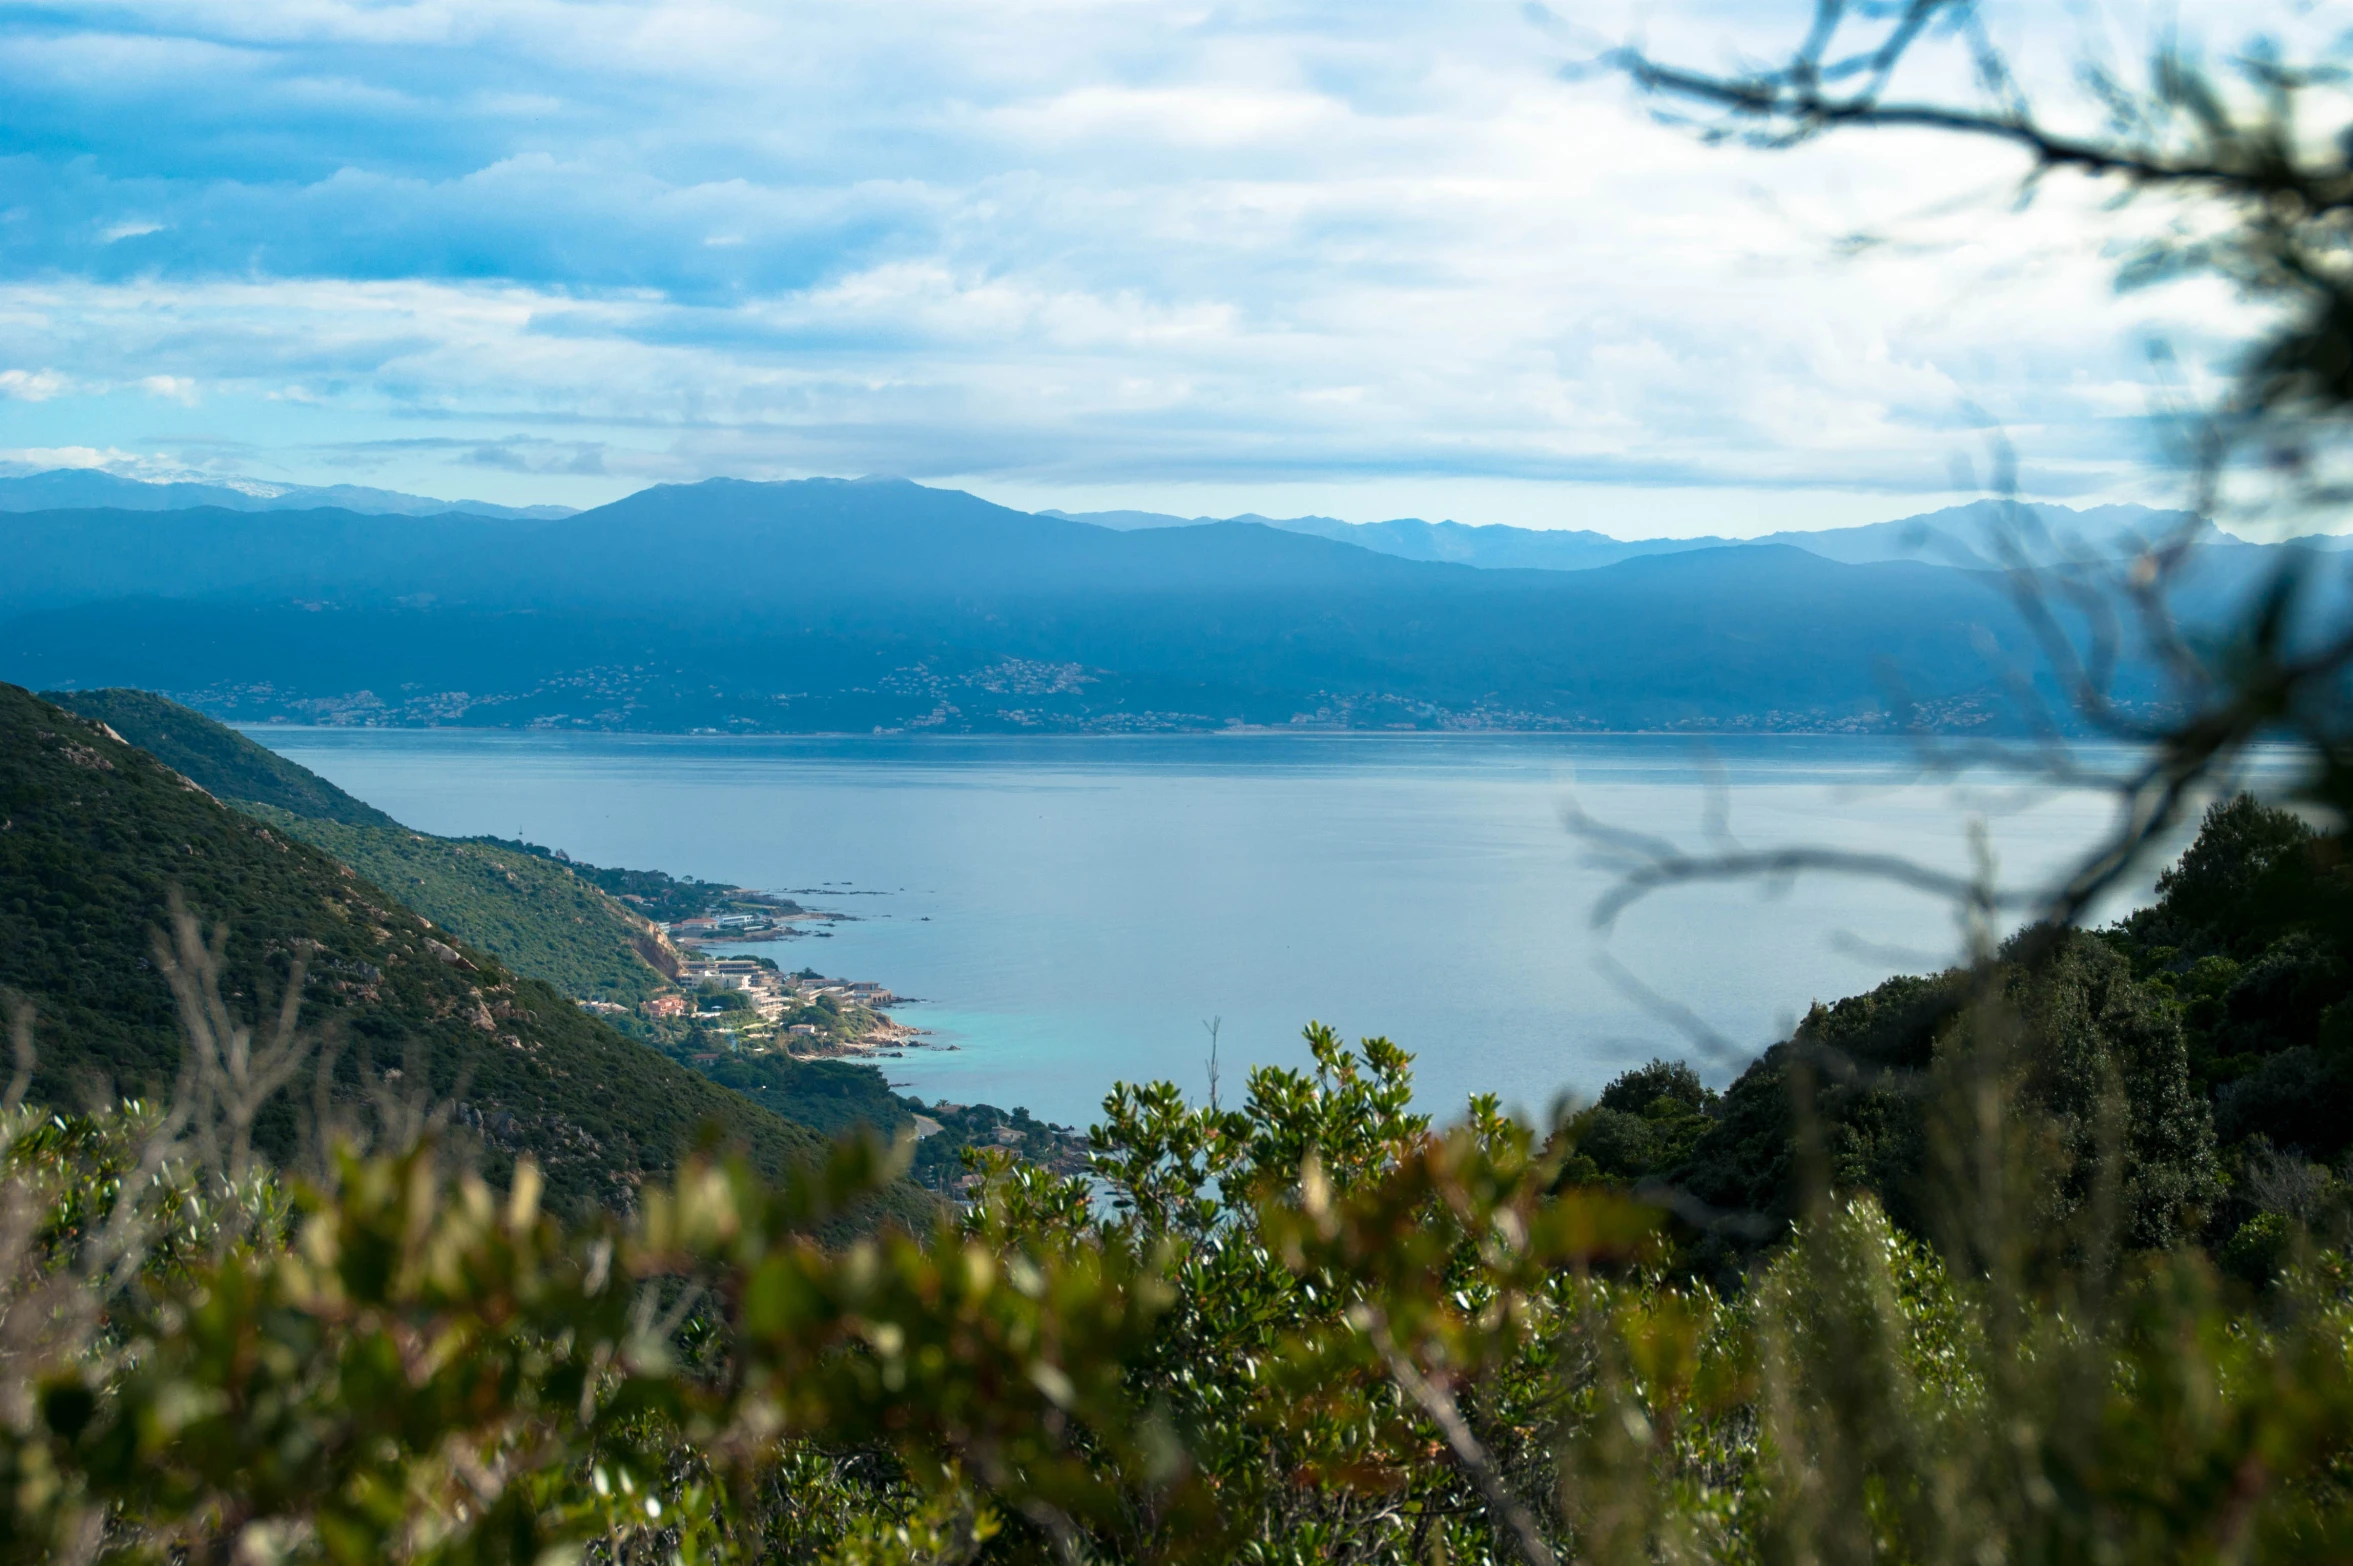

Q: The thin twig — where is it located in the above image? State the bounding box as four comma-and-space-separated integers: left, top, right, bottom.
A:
1363, 1310, 1561, 1566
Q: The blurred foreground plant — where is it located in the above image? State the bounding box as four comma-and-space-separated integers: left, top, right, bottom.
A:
2, 906, 2353, 1563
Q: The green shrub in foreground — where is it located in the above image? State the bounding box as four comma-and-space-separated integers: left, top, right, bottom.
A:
3, 1009, 2352, 1565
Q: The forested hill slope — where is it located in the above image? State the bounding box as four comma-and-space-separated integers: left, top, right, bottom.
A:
1568, 793, 2353, 1281
45, 689, 676, 1006
0, 682, 927, 1222
0, 505, 513, 616
47, 686, 396, 826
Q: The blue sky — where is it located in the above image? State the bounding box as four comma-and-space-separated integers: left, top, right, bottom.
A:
0, 1, 2277, 534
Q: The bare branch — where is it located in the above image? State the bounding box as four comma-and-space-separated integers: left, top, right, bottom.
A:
151, 889, 319, 1190
1361, 1309, 1561, 1566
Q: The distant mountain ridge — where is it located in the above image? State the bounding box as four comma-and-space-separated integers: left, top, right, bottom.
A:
0, 475, 2321, 736
9, 465, 2272, 563
0, 466, 575, 520
1043, 499, 2225, 571
0, 477, 2085, 734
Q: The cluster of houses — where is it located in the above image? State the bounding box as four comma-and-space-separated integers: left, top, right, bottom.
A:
632, 957, 899, 1053
665, 910, 785, 940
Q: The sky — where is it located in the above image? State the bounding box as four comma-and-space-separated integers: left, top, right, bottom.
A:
0, 0, 2295, 536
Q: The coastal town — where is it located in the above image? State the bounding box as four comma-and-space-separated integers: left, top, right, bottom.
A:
537, 851, 918, 1060
577, 941, 928, 1062
655, 954, 919, 1058
570, 877, 1090, 1197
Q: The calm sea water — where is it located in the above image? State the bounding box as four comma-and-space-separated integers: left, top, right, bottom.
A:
242, 730, 2202, 1129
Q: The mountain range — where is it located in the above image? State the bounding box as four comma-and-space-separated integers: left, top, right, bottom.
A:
0, 472, 2337, 735
0, 466, 2278, 569
0, 466, 575, 521
1042, 498, 2246, 570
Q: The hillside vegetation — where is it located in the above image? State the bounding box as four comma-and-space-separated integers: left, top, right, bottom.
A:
474, 831, 798, 923
1564, 794, 2353, 1285
47, 687, 951, 1147
47, 689, 678, 1006
242, 807, 678, 1006
0, 681, 930, 1222
6, 923, 2349, 1563
44, 685, 398, 827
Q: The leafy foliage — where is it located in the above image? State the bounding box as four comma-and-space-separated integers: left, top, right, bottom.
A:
5, 981, 2353, 1564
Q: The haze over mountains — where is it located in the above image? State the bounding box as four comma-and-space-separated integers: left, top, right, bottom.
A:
0, 466, 575, 520
1047, 499, 2235, 570
0, 470, 2331, 735
0, 465, 2239, 568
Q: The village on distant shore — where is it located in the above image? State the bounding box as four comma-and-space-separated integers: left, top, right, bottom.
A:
548, 860, 1090, 1192
580, 916, 930, 1064
505, 844, 920, 1063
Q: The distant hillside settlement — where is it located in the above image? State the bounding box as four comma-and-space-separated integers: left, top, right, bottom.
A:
604, 942, 926, 1065
663, 903, 821, 940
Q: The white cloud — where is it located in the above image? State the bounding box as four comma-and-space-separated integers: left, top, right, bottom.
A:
0, 444, 183, 476
0, 369, 68, 401
0, 0, 2303, 528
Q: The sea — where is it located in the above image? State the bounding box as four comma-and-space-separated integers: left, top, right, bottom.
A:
241, 729, 2234, 1131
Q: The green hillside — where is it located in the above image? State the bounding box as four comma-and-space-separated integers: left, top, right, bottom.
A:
1559, 793, 2353, 1284
0, 682, 931, 1224
241, 807, 676, 1006
34, 688, 997, 1185
686, 1049, 914, 1138
42, 686, 398, 826
44, 689, 676, 1007
471, 833, 785, 924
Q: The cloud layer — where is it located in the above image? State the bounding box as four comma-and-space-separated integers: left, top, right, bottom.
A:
0, 1, 2279, 531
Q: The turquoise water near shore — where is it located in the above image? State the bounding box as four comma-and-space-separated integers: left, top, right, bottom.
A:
243, 730, 2202, 1129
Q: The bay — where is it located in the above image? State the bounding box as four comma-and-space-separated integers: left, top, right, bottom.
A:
241, 730, 2199, 1130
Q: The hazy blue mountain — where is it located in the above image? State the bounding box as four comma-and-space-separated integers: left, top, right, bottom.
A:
1050, 499, 2213, 571
1228, 514, 1720, 569
0, 476, 2318, 736
0, 466, 574, 520
0, 546, 2054, 733
1750, 500, 2213, 566
1044, 506, 1715, 567
0, 476, 2098, 733
0, 505, 513, 615
468, 478, 1471, 609
1038, 507, 1203, 531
